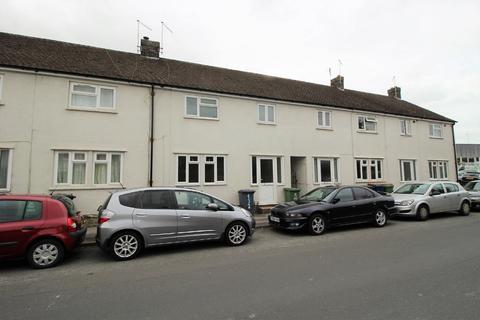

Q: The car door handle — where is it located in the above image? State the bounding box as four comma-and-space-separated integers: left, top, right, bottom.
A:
135, 213, 148, 217
180, 215, 191, 219
22, 226, 34, 231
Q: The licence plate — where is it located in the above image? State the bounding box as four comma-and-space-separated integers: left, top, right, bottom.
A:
270, 216, 280, 223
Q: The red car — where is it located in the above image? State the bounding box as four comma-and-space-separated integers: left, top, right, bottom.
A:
0, 194, 86, 269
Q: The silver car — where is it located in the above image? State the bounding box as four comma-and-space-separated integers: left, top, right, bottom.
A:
464, 180, 480, 208
96, 187, 255, 260
391, 182, 471, 221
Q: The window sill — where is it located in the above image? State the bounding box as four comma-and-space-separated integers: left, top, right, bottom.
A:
400, 134, 412, 137
67, 107, 117, 114
0, 101, 5, 107
355, 180, 385, 184
257, 121, 276, 126
204, 183, 227, 186
357, 130, 378, 134
175, 183, 201, 187
316, 127, 333, 131
313, 181, 339, 185
184, 116, 219, 121
429, 136, 444, 140
49, 185, 124, 191
428, 178, 449, 181
0, 188, 11, 193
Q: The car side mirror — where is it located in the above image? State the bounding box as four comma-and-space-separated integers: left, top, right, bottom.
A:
206, 203, 219, 211
97, 205, 103, 212
331, 198, 340, 204
430, 190, 441, 196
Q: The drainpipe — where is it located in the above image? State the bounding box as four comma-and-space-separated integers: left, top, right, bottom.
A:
149, 85, 155, 187
451, 123, 458, 182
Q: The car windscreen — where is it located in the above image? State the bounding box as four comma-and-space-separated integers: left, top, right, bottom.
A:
300, 187, 336, 201
394, 183, 431, 195
464, 181, 480, 191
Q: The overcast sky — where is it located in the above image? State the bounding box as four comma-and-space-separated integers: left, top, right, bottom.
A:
1, 0, 479, 143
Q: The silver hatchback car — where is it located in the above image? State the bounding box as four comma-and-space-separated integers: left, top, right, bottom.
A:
391, 181, 471, 221
96, 188, 255, 260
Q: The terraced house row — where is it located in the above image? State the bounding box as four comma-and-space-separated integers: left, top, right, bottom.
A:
0, 32, 456, 214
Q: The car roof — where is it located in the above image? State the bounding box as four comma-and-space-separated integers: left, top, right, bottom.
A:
0, 194, 52, 200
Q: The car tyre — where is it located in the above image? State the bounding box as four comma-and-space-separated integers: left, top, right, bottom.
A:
308, 214, 326, 236
27, 239, 65, 269
110, 231, 143, 261
225, 222, 248, 246
373, 208, 388, 227
416, 205, 430, 221
459, 201, 471, 216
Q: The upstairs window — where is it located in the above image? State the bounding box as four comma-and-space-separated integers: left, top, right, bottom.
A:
429, 123, 443, 138
69, 83, 115, 109
317, 111, 332, 129
357, 115, 377, 133
429, 160, 448, 180
185, 96, 218, 119
356, 158, 383, 181
400, 119, 411, 136
258, 104, 275, 124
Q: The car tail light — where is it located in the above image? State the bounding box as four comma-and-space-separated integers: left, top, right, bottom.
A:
66, 217, 77, 232
98, 209, 114, 224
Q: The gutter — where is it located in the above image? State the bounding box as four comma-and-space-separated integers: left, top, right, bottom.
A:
451, 124, 459, 182
149, 85, 155, 187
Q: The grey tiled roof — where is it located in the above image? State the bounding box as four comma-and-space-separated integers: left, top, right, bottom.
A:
0, 32, 453, 122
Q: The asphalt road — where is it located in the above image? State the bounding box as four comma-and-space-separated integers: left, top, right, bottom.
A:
1, 212, 480, 320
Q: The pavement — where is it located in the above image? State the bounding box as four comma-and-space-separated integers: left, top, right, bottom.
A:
1, 211, 480, 320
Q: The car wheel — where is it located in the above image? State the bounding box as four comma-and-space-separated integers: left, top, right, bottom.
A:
27, 239, 65, 269
308, 214, 326, 235
416, 205, 429, 221
459, 201, 471, 216
373, 208, 387, 227
110, 231, 143, 261
225, 222, 248, 246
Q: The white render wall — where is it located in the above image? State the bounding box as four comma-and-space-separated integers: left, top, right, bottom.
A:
0, 69, 456, 214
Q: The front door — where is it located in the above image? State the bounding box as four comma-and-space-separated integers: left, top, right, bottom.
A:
132, 190, 178, 245
258, 157, 276, 205
174, 190, 223, 241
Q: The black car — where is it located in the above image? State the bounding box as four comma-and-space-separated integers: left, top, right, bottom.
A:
268, 186, 396, 235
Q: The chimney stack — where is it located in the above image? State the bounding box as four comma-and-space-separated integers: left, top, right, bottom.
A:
140, 36, 160, 58
330, 75, 344, 90
387, 86, 401, 99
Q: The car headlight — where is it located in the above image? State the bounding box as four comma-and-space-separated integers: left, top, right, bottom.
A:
400, 200, 414, 206
285, 212, 304, 218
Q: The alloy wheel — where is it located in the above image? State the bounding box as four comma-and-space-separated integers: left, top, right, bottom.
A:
228, 224, 247, 245
462, 202, 470, 215
311, 216, 325, 234
375, 210, 386, 226
113, 234, 139, 259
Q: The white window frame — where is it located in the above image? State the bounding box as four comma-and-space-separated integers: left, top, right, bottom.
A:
317, 110, 332, 129
69, 82, 116, 110
400, 119, 412, 136
53, 151, 123, 188
185, 96, 219, 120
0, 148, 13, 192
93, 152, 123, 185
176, 154, 227, 186
357, 115, 377, 133
400, 159, 417, 182
355, 158, 383, 182
429, 123, 443, 139
428, 160, 448, 180
204, 155, 226, 185
250, 155, 284, 186
313, 157, 338, 184
257, 104, 276, 125
0, 74, 4, 103
54, 151, 88, 186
